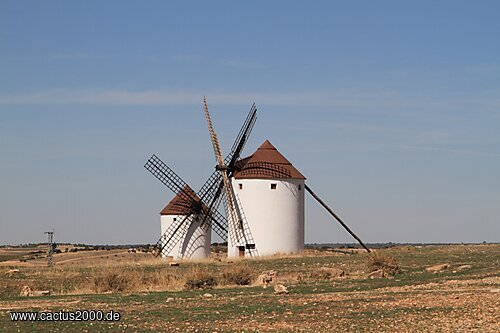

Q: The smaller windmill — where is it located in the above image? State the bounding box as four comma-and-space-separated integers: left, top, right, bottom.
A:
144, 102, 258, 258
145, 156, 227, 258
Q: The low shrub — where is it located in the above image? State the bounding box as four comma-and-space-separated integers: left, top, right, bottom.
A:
366, 251, 402, 276
222, 265, 254, 285
185, 268, 217, 290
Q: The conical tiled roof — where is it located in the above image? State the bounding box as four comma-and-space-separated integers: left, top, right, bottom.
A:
160, 185, 199, 215
233, 140, 306, 180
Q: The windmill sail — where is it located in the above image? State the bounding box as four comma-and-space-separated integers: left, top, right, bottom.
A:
203, 97, 257, 256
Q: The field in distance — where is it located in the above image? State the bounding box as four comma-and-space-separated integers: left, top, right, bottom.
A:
0, 244, 498, 332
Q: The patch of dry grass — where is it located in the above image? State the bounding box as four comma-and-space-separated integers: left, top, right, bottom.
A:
1, 245, 499, 332
91, 268, 185, 293
92, 269, 136, 293
184, 268, 218, 290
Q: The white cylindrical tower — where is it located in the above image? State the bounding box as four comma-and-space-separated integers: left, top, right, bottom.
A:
159, 185, 211, 260
159, 213, 184, 259
229, 140, 305, 257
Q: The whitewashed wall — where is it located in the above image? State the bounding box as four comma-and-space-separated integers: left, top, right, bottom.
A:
228, 178, 305, 257
160, 214, 211, 260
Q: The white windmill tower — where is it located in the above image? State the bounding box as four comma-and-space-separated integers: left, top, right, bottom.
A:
231, 140, 306, 256
203, 100, 371, 257
231, 137, 372, 255
159, 185, 211, 260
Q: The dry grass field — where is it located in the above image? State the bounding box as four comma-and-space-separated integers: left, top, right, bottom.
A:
0, 244, 498, 332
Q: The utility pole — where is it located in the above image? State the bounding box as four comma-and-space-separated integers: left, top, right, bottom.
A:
44, 230, 55, 267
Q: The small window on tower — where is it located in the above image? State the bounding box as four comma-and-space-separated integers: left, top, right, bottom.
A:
271, 183, 277, 190
239, 183, 243, 190
173, 218, 177, 222
298, 185, 302, 190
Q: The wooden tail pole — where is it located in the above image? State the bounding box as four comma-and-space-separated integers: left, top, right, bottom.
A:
305, 184, 371, 253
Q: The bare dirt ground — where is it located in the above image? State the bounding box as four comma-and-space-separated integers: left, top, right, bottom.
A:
0, 244, 498, 332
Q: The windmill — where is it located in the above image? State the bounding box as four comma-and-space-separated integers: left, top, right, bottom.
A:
203, 98, 257, 257
144, 102, 257, 258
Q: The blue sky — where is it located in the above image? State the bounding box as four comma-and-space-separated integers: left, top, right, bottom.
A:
1, 1, 499, 245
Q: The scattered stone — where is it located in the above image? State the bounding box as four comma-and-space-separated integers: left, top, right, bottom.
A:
5, 269, 20, 277
166, 297, 174, 302
20, 286, 51, 297
425, 263, 450, 273
311, 267, 346, 279
456, 265, 472, 271
490, 288, 500, 293
256, 270, 277, 288
368, 269, 386, 279
33, 290, 51, 296
202, 293, 214, 298
20, 286, 32, 297
274, 284, 288, 295
328, 268, 346, 278
169, 262, 179, 267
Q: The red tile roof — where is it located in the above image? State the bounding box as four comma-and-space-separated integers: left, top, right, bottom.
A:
160, 185, 199, 215
233, 140, 306, 180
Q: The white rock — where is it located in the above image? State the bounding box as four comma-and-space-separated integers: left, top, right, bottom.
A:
274, 284, 288, 295
425, 263, 450, 273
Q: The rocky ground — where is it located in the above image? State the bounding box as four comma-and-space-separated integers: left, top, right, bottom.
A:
0, 244, 498, 332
